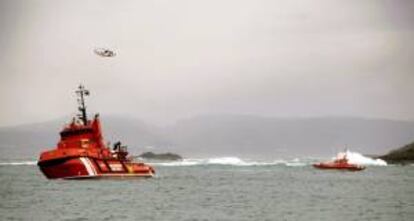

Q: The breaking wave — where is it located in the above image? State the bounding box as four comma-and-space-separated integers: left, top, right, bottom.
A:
150, 157, 310, 167
334, 150, 387, 166
0, 161, 37, 166
151, 151, 388, 167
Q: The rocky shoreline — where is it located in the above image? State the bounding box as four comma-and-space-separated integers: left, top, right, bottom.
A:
379, 141, 414, 164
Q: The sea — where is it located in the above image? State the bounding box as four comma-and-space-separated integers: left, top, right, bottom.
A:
0, 155, 413, 221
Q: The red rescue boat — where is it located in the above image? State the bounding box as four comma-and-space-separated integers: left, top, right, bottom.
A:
37, 85, 155, 179
313, 151, 365, 171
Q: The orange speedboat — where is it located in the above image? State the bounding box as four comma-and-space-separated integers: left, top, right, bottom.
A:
37, 85, 155, 179
313, 152, 365, 171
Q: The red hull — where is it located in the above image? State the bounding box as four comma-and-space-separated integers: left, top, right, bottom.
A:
313, 162, 365, 171
38, 157, 155, 179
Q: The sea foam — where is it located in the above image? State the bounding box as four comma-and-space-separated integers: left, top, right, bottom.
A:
150, 157, 309, 167
0, 161, 37, 166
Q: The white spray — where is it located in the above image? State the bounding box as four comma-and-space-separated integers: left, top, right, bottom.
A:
334, 150, 387, 166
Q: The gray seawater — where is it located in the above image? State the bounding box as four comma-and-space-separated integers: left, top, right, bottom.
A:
0, 164, 413, 221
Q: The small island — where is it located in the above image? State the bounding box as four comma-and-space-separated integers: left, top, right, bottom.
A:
380, 141, 414, 164
138, 152, 183, 161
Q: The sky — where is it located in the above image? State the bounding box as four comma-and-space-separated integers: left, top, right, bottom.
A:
0, 0, 413, 127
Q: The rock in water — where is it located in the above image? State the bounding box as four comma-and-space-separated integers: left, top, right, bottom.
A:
138, 152, 183, 161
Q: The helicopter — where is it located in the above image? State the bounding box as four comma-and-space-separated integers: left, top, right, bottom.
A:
93, 48, 116, 57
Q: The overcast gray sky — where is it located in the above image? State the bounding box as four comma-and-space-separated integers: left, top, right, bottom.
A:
0, 0, 413, 126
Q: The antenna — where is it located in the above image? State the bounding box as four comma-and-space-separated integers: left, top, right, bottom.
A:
75, 84, 90, 125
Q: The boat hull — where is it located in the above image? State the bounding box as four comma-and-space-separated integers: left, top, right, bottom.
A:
38, 157, 155, 179
313, 163, 365, 171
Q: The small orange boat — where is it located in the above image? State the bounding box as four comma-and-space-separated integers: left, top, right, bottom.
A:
37, 85, 155, 179
313, 151, 365, 171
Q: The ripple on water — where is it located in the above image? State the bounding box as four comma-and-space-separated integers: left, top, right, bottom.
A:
1, 165, 414, 221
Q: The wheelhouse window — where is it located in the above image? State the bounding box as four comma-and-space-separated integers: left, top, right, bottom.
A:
60, 128, 93, 139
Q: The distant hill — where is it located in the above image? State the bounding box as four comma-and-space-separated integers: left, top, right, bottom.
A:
1, 115, 414, 159
380, 141, 414, 163
164, 115, 414, 158
0, 119, 62, 160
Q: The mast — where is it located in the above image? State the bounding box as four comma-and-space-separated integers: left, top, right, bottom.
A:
76, 84, 90, 125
